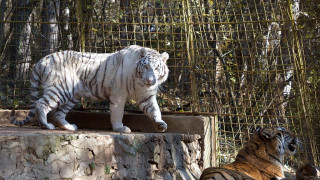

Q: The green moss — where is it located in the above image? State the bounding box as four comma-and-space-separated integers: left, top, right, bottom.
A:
42, 144, 54, 160
42, 136, 63, 160
61, 134, 79, 141
105, 164, 111, 175
89, 162, 95, 170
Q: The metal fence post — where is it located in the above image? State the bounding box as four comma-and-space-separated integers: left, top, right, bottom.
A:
287, 0, 318, 164
183, 0, 198, 112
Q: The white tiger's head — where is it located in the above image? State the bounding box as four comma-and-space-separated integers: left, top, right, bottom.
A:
136, 48, 169, 87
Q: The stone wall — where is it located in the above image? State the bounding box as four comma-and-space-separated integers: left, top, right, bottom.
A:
0, 127, 202, 180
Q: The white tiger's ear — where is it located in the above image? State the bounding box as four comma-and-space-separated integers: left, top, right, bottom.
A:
140, 48, 147, 58
161, 52, 169, 63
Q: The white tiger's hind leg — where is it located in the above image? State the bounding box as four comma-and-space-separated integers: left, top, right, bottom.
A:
36, 99, 56, 130
36, 93, 77, 130
52, 99, 79, 131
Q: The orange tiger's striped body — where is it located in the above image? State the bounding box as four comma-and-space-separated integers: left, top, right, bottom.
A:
201, 167, 254, 180
200, 127, 300, 180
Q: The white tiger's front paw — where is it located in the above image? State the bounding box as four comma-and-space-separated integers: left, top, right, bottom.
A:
155, 121, 167, 132
114, 126, 131, 133
60, 124, 78, 131
44, 123, 55, 130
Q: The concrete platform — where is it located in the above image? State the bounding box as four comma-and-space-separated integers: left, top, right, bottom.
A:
0, 110, 216, 179
0, 127, 202, 179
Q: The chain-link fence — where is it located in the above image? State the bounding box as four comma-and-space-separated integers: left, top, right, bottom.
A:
0, 0, 319, 173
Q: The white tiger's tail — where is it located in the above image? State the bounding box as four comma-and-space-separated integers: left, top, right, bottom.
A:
10, 69, 40, 126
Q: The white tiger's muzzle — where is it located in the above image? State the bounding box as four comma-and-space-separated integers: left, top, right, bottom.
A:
143, 71, 157, 86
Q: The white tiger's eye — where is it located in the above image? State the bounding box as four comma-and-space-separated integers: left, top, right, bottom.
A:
155, 64, 160, 71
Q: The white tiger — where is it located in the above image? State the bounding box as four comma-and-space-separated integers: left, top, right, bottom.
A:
10, 45, 170, 133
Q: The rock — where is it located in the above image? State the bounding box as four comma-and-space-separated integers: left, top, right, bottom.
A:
1, 110, 216, 168
0, 127, 203, 179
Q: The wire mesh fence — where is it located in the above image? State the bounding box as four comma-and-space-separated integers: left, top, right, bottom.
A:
0, 0, 319, 173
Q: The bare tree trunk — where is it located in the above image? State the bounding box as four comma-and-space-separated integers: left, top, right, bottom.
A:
279, 0, 302, 117
8, 0, 37, 80
0, 0, 8, 77
119, 0, 130, 47
0, 0, 6, 98
41, 0, 60, 55
18, 14, 32, 80
60, 0, 72, 49
0, 0, 7, 52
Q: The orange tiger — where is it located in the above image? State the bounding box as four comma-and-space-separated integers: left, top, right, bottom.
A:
200, 127, 300, 180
